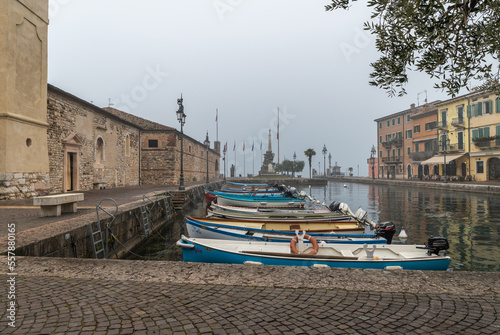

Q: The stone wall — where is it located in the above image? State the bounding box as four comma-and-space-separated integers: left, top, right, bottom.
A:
47, 87, 140, 193
141, 130, 220, 185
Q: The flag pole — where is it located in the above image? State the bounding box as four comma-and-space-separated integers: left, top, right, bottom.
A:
277, 107, 280, 175
216, 109, 219, 142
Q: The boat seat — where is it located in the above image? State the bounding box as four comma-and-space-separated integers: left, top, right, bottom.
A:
341, 250, 355, 257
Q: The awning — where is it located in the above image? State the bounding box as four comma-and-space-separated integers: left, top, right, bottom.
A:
421, 154, 466, 165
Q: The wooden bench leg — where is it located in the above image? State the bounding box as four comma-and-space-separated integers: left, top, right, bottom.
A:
61, 202, 77, 214
40, 205, 61, 217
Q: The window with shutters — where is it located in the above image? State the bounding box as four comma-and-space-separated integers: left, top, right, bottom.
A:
458, 132, 464, 150
484, 100, 492, 114
387, 120, 390, 127
407, 114, 411, 122
496, 97, 500, 113
414, 125, 420, 133
406, 129, 412, 139
397, 117, 401, 125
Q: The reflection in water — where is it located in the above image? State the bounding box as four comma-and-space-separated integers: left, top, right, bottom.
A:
310, 181, 500, 272
126, 181, 500, 272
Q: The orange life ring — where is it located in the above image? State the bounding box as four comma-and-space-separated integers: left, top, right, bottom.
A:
290, 234, 319, 255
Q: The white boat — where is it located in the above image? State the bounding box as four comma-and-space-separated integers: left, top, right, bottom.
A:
185, 217, 387, 244
177, 235, 451, 271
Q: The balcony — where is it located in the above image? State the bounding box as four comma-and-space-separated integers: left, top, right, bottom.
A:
437, 121, 448, 129
439, 142, 465, 153
409, 150, 437, 161
451, 117, 465, 128
382, 138, 402, 149
473, 137, 500, 150
382, 156, 402, 164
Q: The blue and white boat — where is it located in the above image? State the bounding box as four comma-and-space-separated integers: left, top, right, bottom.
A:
185, 217, 386, 244
213, 192, 306, 208
176, 235, 451, 271
207, 190, 288, 199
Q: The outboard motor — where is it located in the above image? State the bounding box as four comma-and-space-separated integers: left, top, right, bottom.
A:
425, 236, 449, 256
328, 201, 341, 212
375, 222, 396, 244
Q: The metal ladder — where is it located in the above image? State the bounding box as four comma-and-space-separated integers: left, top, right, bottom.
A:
141, 194, 159, 236
88, 198, 118, 259
163, 191, 174, 220
88, 221, 105, 259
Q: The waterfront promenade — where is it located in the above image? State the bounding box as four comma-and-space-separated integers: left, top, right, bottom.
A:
1, 179, 499, 334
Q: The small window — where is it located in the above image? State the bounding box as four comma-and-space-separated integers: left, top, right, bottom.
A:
189, 146, 191, 153
476, 161, 484, 174
414, 125, 420, 133
406, 129, 412, 139
406, 114, 411, 122
392, 118, 395, 126
379, 122, 382, 129
407, 146, 411, 156
125, 135, 130, 156
397, 117, 401, 125
96, 137, 104, 163
387, 120, 390, 127
148, 139, 158, 148
379, 135, 382, 143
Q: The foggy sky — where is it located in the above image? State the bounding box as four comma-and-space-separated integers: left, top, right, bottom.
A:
48, 0, 450, 177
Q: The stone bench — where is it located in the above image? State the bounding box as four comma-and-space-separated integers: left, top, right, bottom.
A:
33, 193, 84, 217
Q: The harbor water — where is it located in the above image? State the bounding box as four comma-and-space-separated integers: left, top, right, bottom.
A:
126, 180, 500, 272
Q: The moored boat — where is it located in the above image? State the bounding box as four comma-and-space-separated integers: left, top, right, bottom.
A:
214, 192, 306, 208
185, 217, 387, 243
176, 235, 451, 271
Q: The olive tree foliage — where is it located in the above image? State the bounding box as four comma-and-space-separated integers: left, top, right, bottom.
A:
325, 0, 500, 97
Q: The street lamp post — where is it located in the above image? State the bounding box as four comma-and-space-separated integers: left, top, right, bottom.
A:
370, 145, 376, 179
442, 131, 449, 183
176, 95, 186, 190
322, 144, 327, 177
204, 132, 210, 184
293, 152, 296, 178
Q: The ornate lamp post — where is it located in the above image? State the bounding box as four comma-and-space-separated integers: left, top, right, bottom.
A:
176, 95, 186, 190
322, 144, 327, 177
292, 152, 296, 178
370, 145, 376, 179
204, 132, 210, 184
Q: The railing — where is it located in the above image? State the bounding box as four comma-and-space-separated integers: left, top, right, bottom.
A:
382, 138, 402, 149
437, 121, 447, 129
473, 139, 500, 149
382, 156, 402, 164
451, 118, 465, 127
438, 142, 464, 153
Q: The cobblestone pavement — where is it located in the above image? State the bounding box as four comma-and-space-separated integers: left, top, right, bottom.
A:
1, 257, 499, 335
0, 274, 499, 335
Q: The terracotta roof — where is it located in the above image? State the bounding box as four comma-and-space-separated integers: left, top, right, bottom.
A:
103, 107, 176, 131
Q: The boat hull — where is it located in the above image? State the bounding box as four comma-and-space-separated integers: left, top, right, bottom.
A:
186, 218, 381, 243
216, 195, 305, 208
177, 237, 451, 271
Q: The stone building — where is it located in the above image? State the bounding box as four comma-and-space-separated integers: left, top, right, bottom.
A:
105, 107, 220, 185
47, 85, 141, 194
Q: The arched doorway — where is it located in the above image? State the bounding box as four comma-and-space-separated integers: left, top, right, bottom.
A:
433, 165, 439, 176
488, 158, 500, 180
407, 165, 412, 179
424, 165, 429, 176
417, 164, 423, 179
